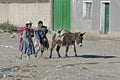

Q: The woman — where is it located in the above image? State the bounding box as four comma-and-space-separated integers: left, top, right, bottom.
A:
20, 21, 35, 60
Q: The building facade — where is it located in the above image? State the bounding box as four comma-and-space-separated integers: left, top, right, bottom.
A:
0, 0, 120, 35
71, 0, 112, 34
53, 0, 120, 35
71, 0, 120, 34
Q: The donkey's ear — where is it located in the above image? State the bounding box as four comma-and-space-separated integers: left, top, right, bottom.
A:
80, 32, 86, 36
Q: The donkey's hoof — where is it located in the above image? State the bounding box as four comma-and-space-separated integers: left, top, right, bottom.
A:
65, 55, 68, 57
58, 55, 61, 57
49, 56, 52, 59
40, 55, 43, 57
35, 55, 37, 58
58, 56, 61, 58
19, 57, 22, 60
34, 54, 37, 58
75, 54, 78, 57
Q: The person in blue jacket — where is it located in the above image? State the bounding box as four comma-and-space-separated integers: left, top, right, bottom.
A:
35, 21, 49, 57
35, 21, 48, 43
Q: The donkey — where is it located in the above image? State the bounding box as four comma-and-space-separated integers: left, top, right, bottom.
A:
49, 30, 85, 58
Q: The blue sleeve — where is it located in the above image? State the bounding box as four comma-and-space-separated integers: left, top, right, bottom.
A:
35, 30, 46, 40
35, 30, 41, 40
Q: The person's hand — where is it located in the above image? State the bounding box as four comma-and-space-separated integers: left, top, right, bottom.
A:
32, 27, 36, 31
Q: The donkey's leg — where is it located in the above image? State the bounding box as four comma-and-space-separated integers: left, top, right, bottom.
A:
65, 45, 69, 57
56, 45, 61, 58
49, 42, 56, 58
73, 44, 77, 57
34, 52, 38, 58
40, 44, 44, 57
41, 49, 44, 57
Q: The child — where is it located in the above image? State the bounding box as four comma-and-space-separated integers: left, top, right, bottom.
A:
34, 21, 49, 57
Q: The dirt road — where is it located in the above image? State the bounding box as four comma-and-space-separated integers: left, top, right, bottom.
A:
0, 33, 120, 80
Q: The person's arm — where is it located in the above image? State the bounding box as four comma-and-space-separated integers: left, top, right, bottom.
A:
30, 28, 34, 37
22, 30, 29, 44
35, 30, 41, 40
42, 26, 48, 34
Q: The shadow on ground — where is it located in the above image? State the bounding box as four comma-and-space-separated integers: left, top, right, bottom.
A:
79, 55, 116, 59
46, 54, 117, 59
53, 55, 117, 59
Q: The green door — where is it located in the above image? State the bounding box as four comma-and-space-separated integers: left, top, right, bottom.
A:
53, 0, 70, 31
104, 3, 110, 34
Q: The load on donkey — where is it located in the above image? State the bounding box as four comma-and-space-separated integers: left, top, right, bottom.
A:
49, 29, 86, 58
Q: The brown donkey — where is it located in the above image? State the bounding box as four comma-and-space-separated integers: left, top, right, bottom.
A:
49, 30, 85, 58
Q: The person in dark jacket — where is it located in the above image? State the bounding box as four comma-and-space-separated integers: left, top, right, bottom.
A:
35, 21, 48, 43
35, 21, 49, 57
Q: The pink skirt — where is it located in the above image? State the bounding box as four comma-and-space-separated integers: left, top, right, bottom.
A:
19, 37, 23, 50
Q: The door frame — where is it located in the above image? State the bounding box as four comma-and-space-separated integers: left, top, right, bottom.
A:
100, 1, 110, 34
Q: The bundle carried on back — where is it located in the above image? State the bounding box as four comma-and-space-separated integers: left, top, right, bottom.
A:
17, 26, 29, 35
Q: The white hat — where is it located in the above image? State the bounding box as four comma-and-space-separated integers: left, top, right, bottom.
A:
26, 21, 32, 25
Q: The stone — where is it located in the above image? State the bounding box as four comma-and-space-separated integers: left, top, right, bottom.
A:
10, 33, 16, 38
41, 78, 48, 80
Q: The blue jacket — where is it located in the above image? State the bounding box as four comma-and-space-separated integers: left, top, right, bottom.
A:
35, 29, 46, 40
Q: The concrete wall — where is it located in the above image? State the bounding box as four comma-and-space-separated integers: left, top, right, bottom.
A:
92, 0, 120, 34
0, 0, 49, 3
71, 0, 81, 31
110, 0, 120, 33
71, 0, 120, 35
92, 0, 100, 31
0, 2, 52, 29
71, 0, 93, 32
71, 0, 101, 32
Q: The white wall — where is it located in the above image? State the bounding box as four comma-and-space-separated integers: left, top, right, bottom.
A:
71, 0, 93, 32
0, 3, 52, 28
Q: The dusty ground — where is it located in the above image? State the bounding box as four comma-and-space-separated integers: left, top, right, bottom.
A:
0, 32, 120, 80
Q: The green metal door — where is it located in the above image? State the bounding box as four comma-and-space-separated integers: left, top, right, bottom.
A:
53, 0, 70, 31
104, 3, 110, 34
53, 0, 62, 30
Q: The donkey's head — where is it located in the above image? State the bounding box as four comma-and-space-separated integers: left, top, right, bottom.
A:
75, 32, 86, 47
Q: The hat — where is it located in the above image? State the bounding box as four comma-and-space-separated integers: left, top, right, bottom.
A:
26, 21, 32, 25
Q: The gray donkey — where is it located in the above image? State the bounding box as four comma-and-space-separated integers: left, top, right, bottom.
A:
49, 29, 85, 58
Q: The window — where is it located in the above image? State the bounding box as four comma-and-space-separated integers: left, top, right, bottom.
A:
83, 1, 93, 18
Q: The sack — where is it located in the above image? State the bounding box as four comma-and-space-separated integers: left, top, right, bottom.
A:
42, 27, 48, 34
42, 38, 49, 50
